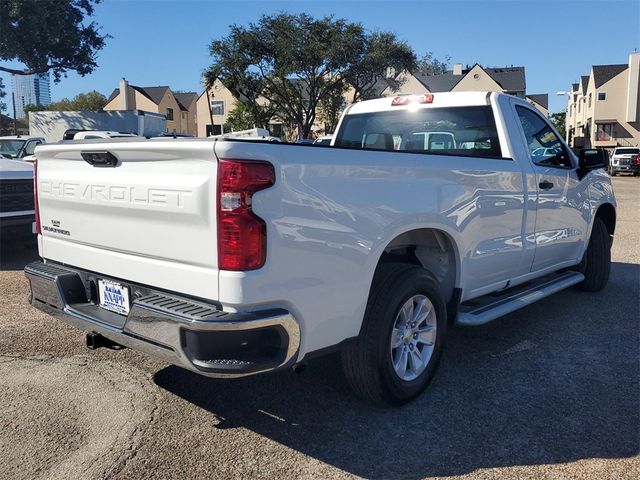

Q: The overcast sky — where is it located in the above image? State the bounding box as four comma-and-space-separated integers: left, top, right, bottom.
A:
2, 0, 639, 114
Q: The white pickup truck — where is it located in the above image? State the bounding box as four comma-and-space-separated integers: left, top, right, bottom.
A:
26, 92, 615, 405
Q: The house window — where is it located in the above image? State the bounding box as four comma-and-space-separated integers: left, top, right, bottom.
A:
578, 101, 581, 113
211, 101, 225, 116
596, 123, 614, 141
166, 108, 174, 120
588, 93, 592, 108
269, 123, 283, 137
597, 92, 607, 101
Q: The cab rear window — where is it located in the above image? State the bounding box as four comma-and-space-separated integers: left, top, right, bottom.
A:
334, 106, 502, 158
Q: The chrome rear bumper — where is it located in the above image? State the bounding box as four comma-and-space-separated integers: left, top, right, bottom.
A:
25, 261, 300, 378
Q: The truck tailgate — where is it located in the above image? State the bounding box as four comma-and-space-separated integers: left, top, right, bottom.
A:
35, 140, 219, 300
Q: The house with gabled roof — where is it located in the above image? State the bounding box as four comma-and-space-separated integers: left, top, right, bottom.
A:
173, 92, 199, 137
526, 94, 549, 117
565, 53, 639, 149
381, 63, 548, 116
104, 79, 198, 136
195, 79, 240, 137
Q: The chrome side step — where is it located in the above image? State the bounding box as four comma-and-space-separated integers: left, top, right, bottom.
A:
457, 271, 585, 326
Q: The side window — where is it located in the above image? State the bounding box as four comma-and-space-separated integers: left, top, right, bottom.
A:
24, 141, 40, 156
516, 106, 572, 168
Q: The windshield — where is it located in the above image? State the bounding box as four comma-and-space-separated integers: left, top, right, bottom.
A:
615, 148, 639, 155
0, 140, 26, 158
334, 106, 502, 158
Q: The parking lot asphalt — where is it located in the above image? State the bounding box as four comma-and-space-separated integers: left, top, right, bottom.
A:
0, 177, 638, 480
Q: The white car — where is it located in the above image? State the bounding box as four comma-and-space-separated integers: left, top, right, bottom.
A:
26, 92, 615, 405
531, 147, 561, 158
0, 157, 35, 240
72, 131, 138, 140
609, 147, 639, 176
313, 135, 333, 146
0, 136, 45, 160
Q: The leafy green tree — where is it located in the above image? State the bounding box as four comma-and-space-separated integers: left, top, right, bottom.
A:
0, 0, 109, 81
225, 101, 277, 131
206, 13, 416, 139
417, 51, 451, 74
344, 32, 416, 102
550, 110, 566, 138
24, 90, 107, 115
23, 104, 47, 114
318, 82, 347, 134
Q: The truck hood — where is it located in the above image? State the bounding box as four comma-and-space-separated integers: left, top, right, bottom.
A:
0, 158, 34, 180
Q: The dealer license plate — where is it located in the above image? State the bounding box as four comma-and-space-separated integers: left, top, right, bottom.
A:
98, 279, 130, 315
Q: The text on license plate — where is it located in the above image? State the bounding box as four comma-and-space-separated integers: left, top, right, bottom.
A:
98, 279, 130, 315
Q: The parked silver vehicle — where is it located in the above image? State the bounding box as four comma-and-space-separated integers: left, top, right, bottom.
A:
0, 136, 45, 160
0, 158, 35, 240
609, 147, 640, 176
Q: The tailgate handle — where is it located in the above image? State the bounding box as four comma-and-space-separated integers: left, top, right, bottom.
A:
81, 151, 119, 167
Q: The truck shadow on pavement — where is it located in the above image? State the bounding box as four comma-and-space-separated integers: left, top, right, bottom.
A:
154, 262, 639, 479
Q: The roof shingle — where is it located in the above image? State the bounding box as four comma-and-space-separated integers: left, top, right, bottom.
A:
526, 94, 548, 109
411, 65, 526, 94
592, 64, 627, 88
174, 92, 198, 111
580, 76, 590, 95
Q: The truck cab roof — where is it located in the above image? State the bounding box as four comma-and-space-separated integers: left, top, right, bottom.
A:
345, 91, 495, 115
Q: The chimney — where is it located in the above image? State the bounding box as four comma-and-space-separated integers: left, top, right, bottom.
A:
453, 63, 463, 76
120, 78, 129, 110
626, 52, 639, 122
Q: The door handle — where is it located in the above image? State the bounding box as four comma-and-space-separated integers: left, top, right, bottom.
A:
539, 180, 554, 190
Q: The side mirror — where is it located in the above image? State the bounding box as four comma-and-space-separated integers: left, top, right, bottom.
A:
578, 148, 608, 170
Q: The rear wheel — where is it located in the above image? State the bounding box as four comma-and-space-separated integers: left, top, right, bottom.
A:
341, 263, 446, 405
578, 217, 611, 292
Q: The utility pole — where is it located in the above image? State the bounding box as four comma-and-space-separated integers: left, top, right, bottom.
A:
205, 88, 214, 136
11, 92, 16, 135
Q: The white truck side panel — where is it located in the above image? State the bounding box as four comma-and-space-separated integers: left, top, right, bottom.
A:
213, 141, 529, 357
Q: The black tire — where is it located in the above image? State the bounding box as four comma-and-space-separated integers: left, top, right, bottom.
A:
578, 217, 611, 292
341, 263, 447, 405
610, 170, 617, 177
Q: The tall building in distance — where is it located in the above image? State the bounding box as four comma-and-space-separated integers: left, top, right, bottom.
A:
11, 72, 51, 119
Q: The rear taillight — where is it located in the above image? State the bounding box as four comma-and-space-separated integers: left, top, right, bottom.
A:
636, 154, 640, 166
217, 159, 275, 271
33, 158, 41, 235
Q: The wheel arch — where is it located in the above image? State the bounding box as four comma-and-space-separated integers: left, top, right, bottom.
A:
595, 202, 616, 239
375, 227, 461, 305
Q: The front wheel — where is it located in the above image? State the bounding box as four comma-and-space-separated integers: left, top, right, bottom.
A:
341, 263, 446, 405
578, 217, 611, 292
